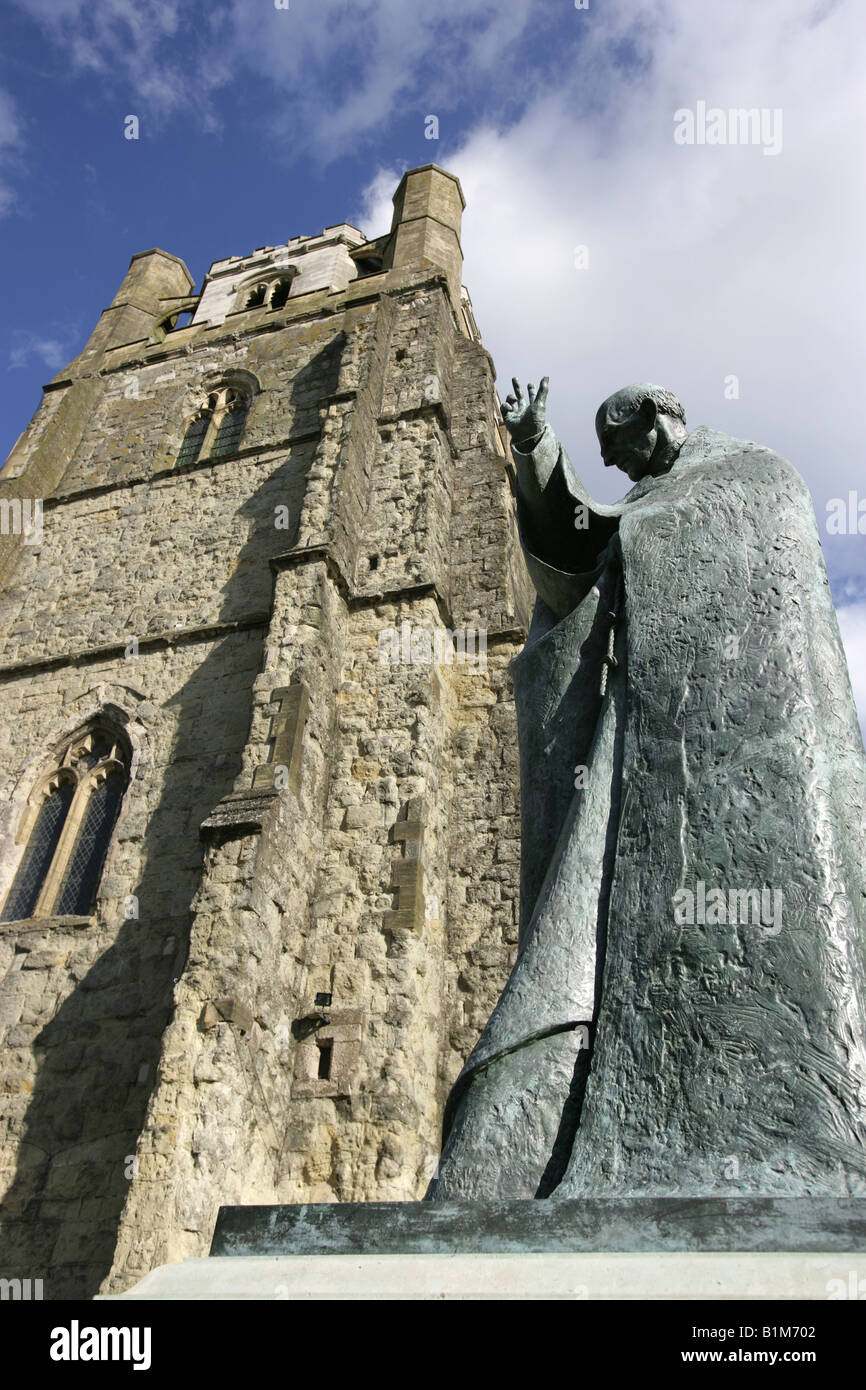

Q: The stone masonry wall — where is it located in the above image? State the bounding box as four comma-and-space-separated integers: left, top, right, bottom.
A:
0, 632, 264, 1298
0, 166, 533, 1298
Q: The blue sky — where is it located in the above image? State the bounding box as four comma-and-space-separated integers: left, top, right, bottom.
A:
1, 0, 865, 720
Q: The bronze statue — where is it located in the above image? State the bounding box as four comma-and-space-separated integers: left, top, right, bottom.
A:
428, 378, 866, 1200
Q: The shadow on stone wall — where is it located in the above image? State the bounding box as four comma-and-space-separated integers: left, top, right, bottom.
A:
0, 416, 322, 1297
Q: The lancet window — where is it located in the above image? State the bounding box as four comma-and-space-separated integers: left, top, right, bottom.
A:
174, 384, 252, 466
239, 275, 295, 313
1, 727, 131, 922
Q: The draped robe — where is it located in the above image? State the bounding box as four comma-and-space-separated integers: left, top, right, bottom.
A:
429, 424, 866, 1199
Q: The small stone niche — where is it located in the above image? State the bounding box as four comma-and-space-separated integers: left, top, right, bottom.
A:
291, 1008, 364, 1099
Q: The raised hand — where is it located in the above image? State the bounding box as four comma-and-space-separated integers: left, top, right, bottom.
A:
500, 376, 549, 449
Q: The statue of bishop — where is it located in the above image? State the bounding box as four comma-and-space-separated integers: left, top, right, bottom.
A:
428, 378, 866, 1200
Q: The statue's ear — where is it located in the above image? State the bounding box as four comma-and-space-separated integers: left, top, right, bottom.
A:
639, 396, 658, 429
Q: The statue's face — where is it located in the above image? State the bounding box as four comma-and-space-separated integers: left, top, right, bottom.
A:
595, 397, 658, 481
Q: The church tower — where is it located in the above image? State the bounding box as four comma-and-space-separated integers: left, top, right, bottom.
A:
0, 165, 533, 1297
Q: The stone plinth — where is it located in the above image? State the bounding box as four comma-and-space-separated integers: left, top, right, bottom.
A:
101, 1198, 866, 1300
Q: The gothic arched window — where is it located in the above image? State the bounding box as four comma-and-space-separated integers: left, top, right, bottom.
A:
174, 385, 251, 467
1, 776, 75, 922
210, 389, 249, 458
269, 278, 292, 310
236, 270, 297, 316
1, 727, 130, 922
175, 403, 214, 468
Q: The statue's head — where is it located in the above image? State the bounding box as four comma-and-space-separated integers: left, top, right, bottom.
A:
595, 384, 688, 482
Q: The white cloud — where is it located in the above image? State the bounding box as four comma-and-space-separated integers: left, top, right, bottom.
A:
8, 328, 76, 371
14, 0, 187, 115
12, 0, 539, 139
355, 0, 866, 723
357, 0, 864, 519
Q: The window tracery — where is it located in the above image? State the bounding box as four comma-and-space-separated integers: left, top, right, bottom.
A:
174, 383, 252, 466
1, 727, 131, 922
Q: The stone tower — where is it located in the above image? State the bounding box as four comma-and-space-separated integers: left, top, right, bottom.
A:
0, 164, 533, 1298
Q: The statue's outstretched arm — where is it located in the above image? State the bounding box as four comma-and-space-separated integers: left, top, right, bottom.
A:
502, 377, 616, 578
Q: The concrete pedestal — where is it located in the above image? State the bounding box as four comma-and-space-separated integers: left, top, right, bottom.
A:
107, 1250, 866, 1300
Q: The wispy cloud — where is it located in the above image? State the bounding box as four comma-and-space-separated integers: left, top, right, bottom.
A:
8, 326, 78, 370
0, 87, 24, 216
12, 0, 543, 147
13, 0, 187, 111
221, 0, 540, 155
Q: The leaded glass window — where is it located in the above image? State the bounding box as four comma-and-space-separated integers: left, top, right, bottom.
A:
176, 411, 211, 468
0, 726, 130, 922
1, 779, 75, 921
56, 770, 126, 915
210, 401, 247, 458
176, 386, 251, 467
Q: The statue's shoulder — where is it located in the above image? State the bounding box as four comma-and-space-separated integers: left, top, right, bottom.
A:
680, 426, 809, 498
